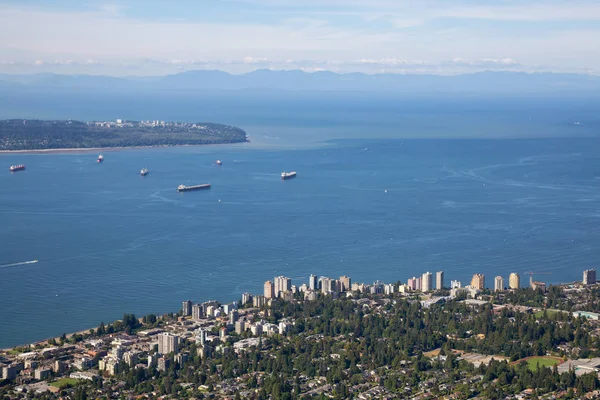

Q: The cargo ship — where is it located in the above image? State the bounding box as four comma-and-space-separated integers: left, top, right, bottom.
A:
97, 155, 104, 163
281, 171, 297, 180
9, 164, 25, 172
140, 168, 149, 176
216, 160, 222, 166
177, 184, 211, 192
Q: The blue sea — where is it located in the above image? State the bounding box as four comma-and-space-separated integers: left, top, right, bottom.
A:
1, 94, 600, 348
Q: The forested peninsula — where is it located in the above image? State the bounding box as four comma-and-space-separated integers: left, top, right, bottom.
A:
0, 119, 248, 151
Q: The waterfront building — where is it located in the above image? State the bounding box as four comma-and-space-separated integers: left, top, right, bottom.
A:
415, 277, 422, 291
583, 269, 597, 285
253, 295, 266, 308
471, 273, 485, 290
192, 304, 203, 320
509, 273, 520, 289
264, 280, 275, 299
422, 272, 433, 292
531, 281, 547, 292
436, 271, 444, 290
407, 277, 417, 291
181, 300, 192, 317
241, 292, 252, 305
372, 280, 384, 294
321, 277, 333, 294
351, 282, 365, 292
340, 276, 352, 292
206, 305, 216, 317
309, 274, 318, 291
494, 276, 504, 292
158, 333, 179, 355
384, 283, 396, 295
450, 280, 461, 289
274, 276, 292, 297
201, 300, 219, 315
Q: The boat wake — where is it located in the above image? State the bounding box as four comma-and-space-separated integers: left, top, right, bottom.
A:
0, 260, 39, 269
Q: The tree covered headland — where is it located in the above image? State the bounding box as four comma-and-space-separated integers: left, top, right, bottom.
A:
0, 119, 247, 150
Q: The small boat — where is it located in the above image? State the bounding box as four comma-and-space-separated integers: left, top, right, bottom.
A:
140, 168, 149, 176
216, 160, 222, 166
97, 155, 104, 163
9, 164, 25, 172
281, 171, 297, 180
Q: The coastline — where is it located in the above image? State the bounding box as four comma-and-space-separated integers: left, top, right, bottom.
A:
0, 141, 250, 155
0, 326, 99, 353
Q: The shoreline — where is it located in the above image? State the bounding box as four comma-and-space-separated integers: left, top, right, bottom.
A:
0, 326, 99, 353
0, 279, 580, 353
0, 141, 250, 155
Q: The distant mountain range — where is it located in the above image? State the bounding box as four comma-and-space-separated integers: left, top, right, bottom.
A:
1, 70, 599, 94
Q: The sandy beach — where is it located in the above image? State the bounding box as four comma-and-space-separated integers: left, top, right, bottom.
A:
0, 141, 250, 155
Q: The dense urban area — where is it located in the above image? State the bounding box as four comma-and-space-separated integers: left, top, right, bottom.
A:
0, 119, 248, 151
2, 269, 600, 399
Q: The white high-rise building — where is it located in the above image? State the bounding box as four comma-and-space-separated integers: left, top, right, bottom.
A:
274, 276, 292, 297
158, 333, 179, 355
494, 276, 504, 292
422, 272, 433, 292
309, 274, 318, 291
321, 277, 332, 294
241, 293, 252, 305
435, 271, 444, 290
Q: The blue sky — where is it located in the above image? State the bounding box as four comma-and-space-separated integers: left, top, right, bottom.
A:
0, 0, 599, 75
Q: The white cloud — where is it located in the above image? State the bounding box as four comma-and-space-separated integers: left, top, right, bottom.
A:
0, 2, 599, 75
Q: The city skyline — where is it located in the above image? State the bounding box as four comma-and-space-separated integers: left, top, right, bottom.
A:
1, 1, 599, 75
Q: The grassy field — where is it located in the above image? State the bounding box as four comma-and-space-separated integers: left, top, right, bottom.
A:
50, 378, 79, 389
525, 356, 561, 370
534, 309, 567, 319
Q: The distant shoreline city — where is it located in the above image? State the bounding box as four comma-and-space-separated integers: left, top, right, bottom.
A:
1, 265, 598, 397
3, 267, 596, 353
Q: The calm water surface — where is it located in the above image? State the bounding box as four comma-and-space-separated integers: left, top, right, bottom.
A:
1, 102, 600, 347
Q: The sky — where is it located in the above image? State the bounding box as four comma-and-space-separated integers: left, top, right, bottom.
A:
0, 0, 599, 76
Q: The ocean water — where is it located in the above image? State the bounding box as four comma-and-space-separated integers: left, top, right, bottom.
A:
1, 95, 600, 348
